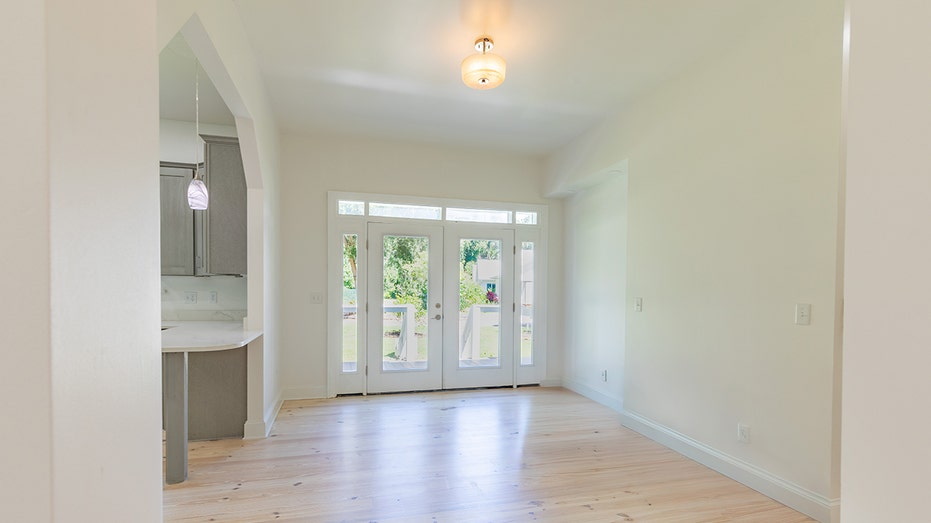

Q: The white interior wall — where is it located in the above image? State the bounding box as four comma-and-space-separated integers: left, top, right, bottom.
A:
47, 0, 162, 520
842, 1, 931, 520
278, 133, 560, 398
0, 2, 53, 519
563, 173, 628, 409
546, 3, 844, 520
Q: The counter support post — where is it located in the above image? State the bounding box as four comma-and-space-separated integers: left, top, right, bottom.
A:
163, 351, 188, 484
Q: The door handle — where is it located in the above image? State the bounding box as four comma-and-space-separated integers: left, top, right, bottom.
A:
434, 314, 442, 320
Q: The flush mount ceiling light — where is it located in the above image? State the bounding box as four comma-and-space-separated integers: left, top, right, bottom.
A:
187, 60, 209, 210
461, 36, 506, 90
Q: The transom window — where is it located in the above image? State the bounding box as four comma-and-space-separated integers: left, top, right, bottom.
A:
369, 202, 442, 220
338, 199, 538, 226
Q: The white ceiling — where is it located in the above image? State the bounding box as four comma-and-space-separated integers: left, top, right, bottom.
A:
161, 0, 784, 155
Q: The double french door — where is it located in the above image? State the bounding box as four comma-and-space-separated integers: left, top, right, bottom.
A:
360, 222, 515, 393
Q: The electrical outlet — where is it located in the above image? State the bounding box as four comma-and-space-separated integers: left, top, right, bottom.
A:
737, 423, 751, 443
795, 303, 811, 325
634, 297, 643, 312
183, 291, 197, 304
601, 369, 608, 382
205, 291, 218, 304
309, 292, 324, 304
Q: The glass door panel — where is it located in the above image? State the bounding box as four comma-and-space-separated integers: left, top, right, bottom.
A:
456, 239, 502, 368
443, 227, 514, 389
379, 234, 429, 371
367, 223, 443, 393
520, 241, 534, 366
342, 234, 359, 373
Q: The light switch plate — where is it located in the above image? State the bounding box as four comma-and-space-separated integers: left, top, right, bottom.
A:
310, 292, 324, 304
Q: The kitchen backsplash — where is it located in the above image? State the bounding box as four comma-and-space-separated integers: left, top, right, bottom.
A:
161, 275, 247, 321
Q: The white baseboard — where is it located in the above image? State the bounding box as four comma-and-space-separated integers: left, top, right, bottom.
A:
539, 378, 563, 388
562, 378, 623, 412
264, 393, 283, 435
243, 390, 283, 439
619, 410, 837, 522
243, 420, 267, 439
562, 384, 838, 522
282, 385, 328, 400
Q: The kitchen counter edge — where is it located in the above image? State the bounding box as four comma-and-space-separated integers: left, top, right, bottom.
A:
161, 321, 263, 353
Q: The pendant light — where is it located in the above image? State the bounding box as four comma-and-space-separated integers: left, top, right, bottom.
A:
461, 36, 506, 90
187, 60, 209, 210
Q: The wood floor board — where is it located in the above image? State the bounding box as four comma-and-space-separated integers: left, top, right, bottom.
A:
164, 387, 813, 522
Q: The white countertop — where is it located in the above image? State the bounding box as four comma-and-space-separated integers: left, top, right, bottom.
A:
161, 321, 263, 353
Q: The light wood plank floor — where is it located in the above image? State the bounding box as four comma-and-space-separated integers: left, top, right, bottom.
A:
164, 387, 814, 522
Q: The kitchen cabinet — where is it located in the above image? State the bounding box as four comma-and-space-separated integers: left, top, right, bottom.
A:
159, 135, 246, 276
160, 164, 195, 275
200, 135, 247, 276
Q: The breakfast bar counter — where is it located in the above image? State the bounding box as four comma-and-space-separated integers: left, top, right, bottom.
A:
162, 321, 263, 484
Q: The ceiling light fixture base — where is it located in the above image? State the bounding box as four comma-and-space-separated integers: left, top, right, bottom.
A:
474, 37, 494, 53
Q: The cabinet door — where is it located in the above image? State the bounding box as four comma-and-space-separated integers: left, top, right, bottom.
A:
160, 166, 195, 275
204, 136, 247, 275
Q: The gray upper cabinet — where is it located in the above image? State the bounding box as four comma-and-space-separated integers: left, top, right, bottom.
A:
159, 135, 247, 276
160, 165, 195, 275
201, 135, 247, 276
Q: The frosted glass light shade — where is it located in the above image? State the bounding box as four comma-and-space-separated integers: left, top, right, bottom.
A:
461, 52, 506, 90
187, 178, 209, 210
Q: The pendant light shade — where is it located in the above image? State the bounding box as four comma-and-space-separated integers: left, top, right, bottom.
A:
187, 60, 209, 210
187, 170, 209, 210
462, 37, 506, 90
